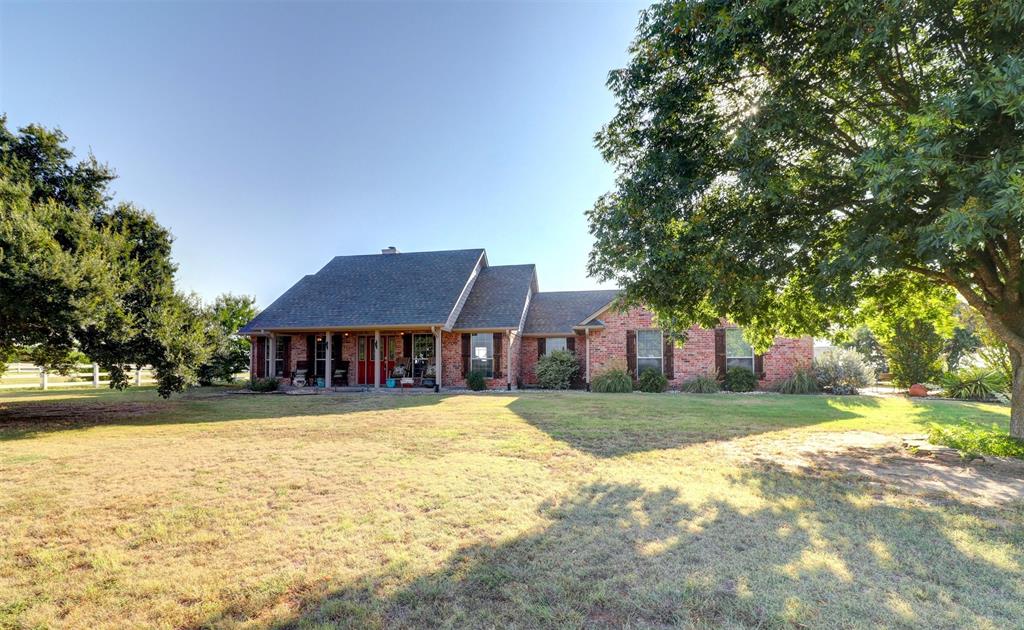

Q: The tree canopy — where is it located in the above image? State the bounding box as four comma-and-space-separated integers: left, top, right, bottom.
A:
588, 0, 1024, 436
0, 117, 213, 396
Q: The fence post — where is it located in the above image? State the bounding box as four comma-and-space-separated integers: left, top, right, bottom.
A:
135, 366, 142, 386
40, 368, 48, 391
92, 363, 100, 388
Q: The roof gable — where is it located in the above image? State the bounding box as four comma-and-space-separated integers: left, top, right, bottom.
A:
239, 249, 484, 332
523, 290, 620, 335
453, 264, 537, 330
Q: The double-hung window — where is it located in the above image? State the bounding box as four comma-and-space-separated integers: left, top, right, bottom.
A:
636, 329, 663, 376
725, 328, 755, 372
412, 334, 435, 378
470, 333, 494, 378
274, 336, 287, 377
544, 337, 567, 355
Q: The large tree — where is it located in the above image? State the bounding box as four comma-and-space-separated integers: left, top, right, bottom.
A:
588, 1, 1024, 436
0, 117, 213, 396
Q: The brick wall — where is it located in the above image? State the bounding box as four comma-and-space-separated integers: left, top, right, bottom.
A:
536, 306, 811, 390
442, 330, 514, 390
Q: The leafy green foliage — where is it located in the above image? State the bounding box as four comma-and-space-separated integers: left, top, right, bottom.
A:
591, 366, 633, 393
586, 0, 1024, 436
723, 367, 756, 392
771, 370, 819, 395
0, 118, 213, 397
928, 423, 1024, 460
884, 320, 948, 388
535, 350, 579, 390
248, 377, 279, 393
862, 288, 954, 388
939, 368, 1006, 400
680, 372, 720, 394
814, 349, 875, 395
637, 368, 668, 393
839, 327, 887, 374
198, 294, 258, 385
466, 370, 487, 391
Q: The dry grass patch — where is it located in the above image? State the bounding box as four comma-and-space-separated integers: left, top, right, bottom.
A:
0, 388, 1020, 629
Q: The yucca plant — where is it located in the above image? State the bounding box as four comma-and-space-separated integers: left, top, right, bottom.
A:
771, 369, 819, 395
939, 367, 1004, 401
680, 372, 720, 393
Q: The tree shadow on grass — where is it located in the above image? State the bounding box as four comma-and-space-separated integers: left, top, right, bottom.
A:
0, 389, 451, 441
266, 466, 1023, 630
507, 393, 1011, 458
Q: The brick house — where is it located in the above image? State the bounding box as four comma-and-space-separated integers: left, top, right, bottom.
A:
239, 247, 812, 390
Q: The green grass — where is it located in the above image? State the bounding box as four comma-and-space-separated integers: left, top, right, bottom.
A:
0, 388, 1019, 629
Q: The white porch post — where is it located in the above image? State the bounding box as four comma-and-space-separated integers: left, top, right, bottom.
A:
374, 330, 381, 388
435, 329, 442, 391
325, 332, 333, 388
585, 328, 591, 388
507, 330, 513, 391
266, 338, 274, 381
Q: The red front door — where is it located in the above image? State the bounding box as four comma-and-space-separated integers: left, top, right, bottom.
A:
357, 335, 396, 384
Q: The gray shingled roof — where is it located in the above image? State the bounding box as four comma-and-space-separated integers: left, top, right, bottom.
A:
453, 264, 536, 330
239, 249, 484, 332
523, 290, 620, 334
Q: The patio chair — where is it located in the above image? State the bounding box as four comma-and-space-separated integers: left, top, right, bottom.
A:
334, 360, 349, 386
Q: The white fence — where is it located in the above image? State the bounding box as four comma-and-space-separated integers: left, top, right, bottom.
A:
0, 362, 157, 390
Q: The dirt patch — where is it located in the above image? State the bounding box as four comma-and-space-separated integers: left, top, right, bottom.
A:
721, 430, 1024, 506
0, 401, 173, 431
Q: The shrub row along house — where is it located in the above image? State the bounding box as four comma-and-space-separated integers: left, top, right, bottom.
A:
239, 248, 812, 390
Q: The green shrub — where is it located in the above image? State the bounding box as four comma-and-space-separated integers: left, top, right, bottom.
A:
637, 368, 668, 393
724, 367, 757, 392
771, 369, 819, 395
927, 422, 1024, 459
248, 377, 279, 392
680, 372, 720, 393
535, 349, 579, 390
884, 319, 946, 387
591, 367, 633, 393
466, 370, 487, 391
939, 367, 1005, 401
814, 348, 874, 394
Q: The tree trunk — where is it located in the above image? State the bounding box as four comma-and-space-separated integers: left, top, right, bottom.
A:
1011, 346, 1023, 440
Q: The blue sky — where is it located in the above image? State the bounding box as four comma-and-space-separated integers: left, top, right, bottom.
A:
1, 0, 645, 307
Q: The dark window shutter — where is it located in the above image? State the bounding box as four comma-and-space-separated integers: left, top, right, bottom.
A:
626, 329, 637, 378
566, 337, 575, 353
493, 332, 503, 379
332, 334, 342, 367
537, 337, 546, 357
255, 337, 266, 378
663, 333, 674, 379
403, 334, 412, 358
307, 335, 316, 377
754, 353, 765, 379
714, 329, 726, 378
282, 336, 291, 378
461, 333, 471, 377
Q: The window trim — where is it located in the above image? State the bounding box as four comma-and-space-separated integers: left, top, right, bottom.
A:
469, 332, 494, 378
724, 328, 755, 371
274, 336, 287, 377
543, 337, 568, 356
636, 328, 663, 375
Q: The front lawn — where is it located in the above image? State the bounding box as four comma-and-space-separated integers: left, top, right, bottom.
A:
0, 389, 1019, 629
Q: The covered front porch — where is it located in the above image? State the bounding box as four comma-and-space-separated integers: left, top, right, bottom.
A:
250, 327, 444, 390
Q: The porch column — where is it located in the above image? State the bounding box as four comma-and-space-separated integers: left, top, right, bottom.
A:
249, 335, 255, 379
374, 330, 381, 388
324, 332, 332, 388
435, 329, 442, 391
585, 329, 591, 387
507, 330, 513, 391
268, 333, 276, 381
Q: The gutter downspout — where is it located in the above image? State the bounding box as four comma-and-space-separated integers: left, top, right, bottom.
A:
507, 329, 513, 391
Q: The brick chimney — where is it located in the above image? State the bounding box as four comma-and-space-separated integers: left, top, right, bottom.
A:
381, 246, 399, 255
